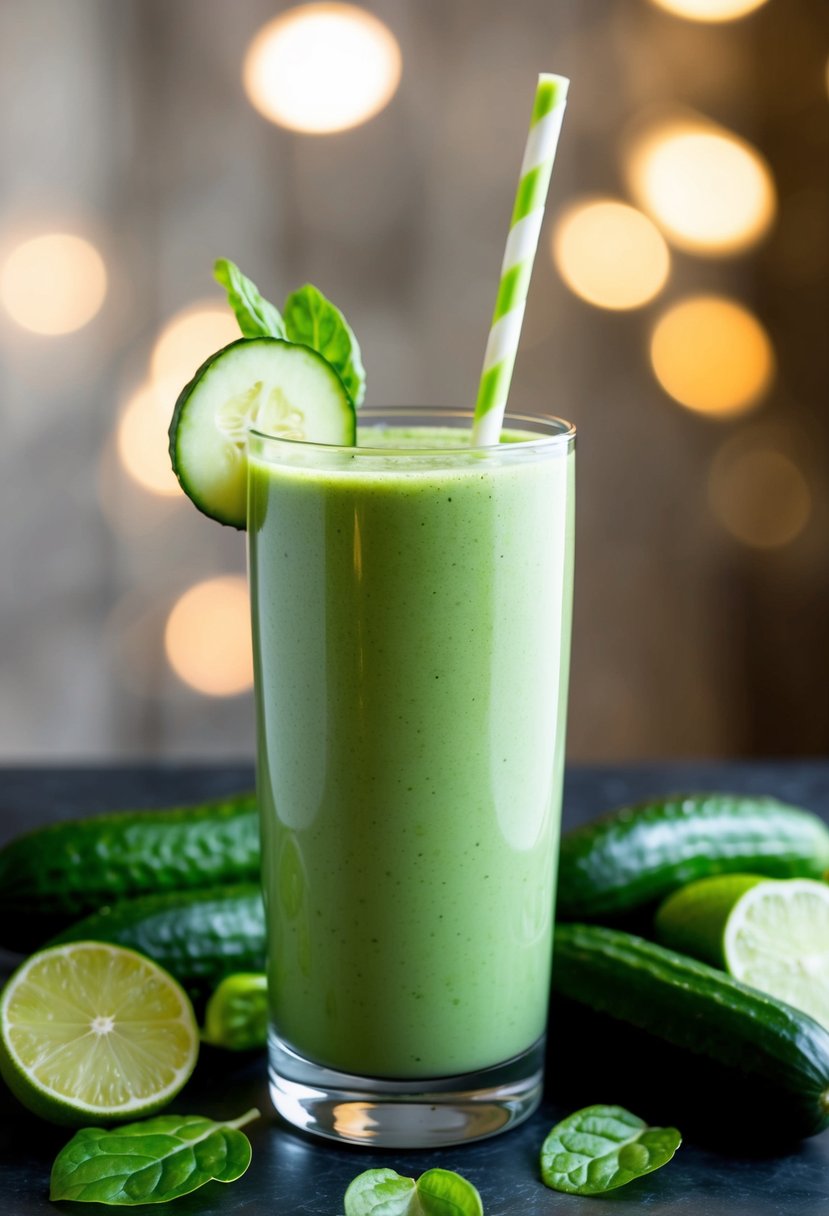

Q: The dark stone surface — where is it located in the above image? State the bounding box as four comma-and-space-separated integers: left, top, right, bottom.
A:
0, 763, 827, 1214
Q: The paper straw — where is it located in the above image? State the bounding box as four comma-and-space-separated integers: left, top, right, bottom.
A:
471, 73, 569, 446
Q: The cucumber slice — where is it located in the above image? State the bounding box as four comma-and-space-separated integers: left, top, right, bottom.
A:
169, 337, 356, 529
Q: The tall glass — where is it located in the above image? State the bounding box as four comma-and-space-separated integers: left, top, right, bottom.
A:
248, 408, 575, 1147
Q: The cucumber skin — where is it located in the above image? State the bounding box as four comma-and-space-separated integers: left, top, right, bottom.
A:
556, 794, 829, 920
552, 924, 829, 1142
0, 792, 259, 950
51, 884, 266, 1011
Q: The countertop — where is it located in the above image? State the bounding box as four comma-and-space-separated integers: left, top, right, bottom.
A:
1, 762, 827, 1215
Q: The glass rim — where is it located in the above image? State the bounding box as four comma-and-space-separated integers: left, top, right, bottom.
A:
248, 406, 575, 457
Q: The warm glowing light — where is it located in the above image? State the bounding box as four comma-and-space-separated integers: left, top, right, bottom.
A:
649, 0, 769, 21
650, 296, 774, 416
151, 304, 239, 400
116, 384, 181, 497
709, 439, 811, 548
165, 577, 253, 697
243, 3, 402, 134
0, 233, 107, 334
628, 121, 775, 255
552, 199, 670, 310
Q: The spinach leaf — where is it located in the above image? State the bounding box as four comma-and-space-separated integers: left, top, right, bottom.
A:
416, 1169, 484, 1215
344, 1167, 483, 1216
284, 283, 366, 406
539, 1104, 681, 1195
344, 1168, 416, 1216
50, 1108, 259, 1206
214, 258, 285, 338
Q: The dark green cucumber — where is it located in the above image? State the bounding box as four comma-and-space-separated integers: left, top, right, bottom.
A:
0, 791, 258, 950
557, 793, 829, 920
552, 924, 829, 1142
51, 884, 266, 1010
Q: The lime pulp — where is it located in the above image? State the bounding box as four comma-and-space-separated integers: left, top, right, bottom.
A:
0, 941, 199, 1124
724, 878, 829, 1031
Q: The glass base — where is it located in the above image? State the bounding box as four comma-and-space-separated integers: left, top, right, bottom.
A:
268, 1031, 544, 1148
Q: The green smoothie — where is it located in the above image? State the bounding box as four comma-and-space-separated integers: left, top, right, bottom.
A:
249, 423, 574, 1079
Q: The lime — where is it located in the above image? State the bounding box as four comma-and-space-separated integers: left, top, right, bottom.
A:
203, 973, 268, 1052
0, 941, 199, 1125
656, 875, 829, 1031
655, 874, 765, 968
725, 879, 829, 1031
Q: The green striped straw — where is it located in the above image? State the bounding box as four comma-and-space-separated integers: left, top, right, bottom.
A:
471, 73, 570, 446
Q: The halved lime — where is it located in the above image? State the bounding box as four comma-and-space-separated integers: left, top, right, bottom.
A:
725, 879, 829, 1031
654, 874, 765, 968
656, 875, 829, 1031
0, 941, 199, 1124
169, 337, 356, 529
203, 973, 268, 1052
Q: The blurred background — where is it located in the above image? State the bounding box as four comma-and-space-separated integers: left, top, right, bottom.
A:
0, 0, 826, 762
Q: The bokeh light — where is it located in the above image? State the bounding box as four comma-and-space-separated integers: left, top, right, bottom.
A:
628, 120, 775, 255
243, 3, 402, 134
648, 0, 769, 20
151, 303, 239, 402
98, 439, 181, 539
116, 384, 181, 497
551, 198, 670, 310
0, 233, 107, 335
709, 437, 812, 548
165, 577, 253, 697
650, 296, 774, 416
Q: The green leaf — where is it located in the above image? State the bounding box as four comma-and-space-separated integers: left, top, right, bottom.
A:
283, 283, 366, 406
344, 1168, 482, 1216
214, 258, 285, 338
415, 1169, 483, 1216
50, 1108, 259, 1206
344, 1168, 416, 1216
539, 1104, 681, 1195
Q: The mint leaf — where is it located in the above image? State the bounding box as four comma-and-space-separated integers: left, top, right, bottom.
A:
540, 1104, 681, 1195
284, 283, 366, 406
214, 258, 285, 338
50, 1108, 259, 1206
344, 1167, 482, 1216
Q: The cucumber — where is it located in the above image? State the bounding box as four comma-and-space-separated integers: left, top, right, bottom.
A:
552, 924, 829, 1143
50, 884, 266, 1011
557, 793, 829, 921
169, 336, 356, 529
0, 791, 259, 950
